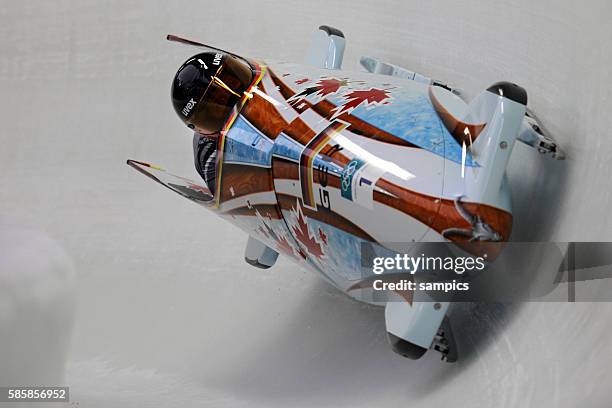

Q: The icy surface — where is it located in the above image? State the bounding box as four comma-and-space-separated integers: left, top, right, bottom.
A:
0, 1, 611, 407
0, 221, 76, 388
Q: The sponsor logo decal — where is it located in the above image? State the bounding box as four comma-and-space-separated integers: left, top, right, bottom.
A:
340, 159, 385, 209
182, 98, 197, 117
340, 159, 366, 201
213, 53, 222, 66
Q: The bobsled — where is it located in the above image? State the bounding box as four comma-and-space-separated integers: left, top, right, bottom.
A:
128, 26, 565, 362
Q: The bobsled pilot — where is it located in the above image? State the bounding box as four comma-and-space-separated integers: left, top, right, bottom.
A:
171, 50, 255, 195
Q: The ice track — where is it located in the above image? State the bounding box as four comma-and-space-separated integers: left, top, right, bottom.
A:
1, 1, 611, 407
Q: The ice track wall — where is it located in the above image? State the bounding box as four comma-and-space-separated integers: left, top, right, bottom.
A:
0, 1, 611, 407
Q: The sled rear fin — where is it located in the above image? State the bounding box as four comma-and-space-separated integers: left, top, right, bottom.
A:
127, 159, 214, 205
305, 25, 346, 69
429, 86, 487, 146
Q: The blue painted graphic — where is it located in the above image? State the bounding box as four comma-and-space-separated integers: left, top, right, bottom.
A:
224, 115, 273, 167
272, 133, 344, 175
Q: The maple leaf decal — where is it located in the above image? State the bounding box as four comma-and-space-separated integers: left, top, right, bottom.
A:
331, 87, 392, 120
316, 78, 347, 97
167, 181, 211, 202
257, 219, 275, 241
276, 235, 297, 257
288, 77, 348, 106
186, 182, 210, 194
291, 203, 324, 259
318, 228, 328, 245
295, 78, 310, 85
255, 210, 297, 258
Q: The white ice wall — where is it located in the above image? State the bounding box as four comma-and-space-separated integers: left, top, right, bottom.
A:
1, 1, 611, 407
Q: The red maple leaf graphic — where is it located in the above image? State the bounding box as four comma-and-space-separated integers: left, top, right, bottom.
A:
276, 235, 296, 258
315, 78, 346, 98
257, 212, 275, 238
318, 228, 328, 245
186, 182, 210, 194
256, 211, 298, 258
288, 77, 348, 105
331, 87, 392, 119
291, 204, 324, 259
295, 78, 310, 85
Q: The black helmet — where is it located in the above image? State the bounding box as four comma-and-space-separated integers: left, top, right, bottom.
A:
171, 51, 254, 134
